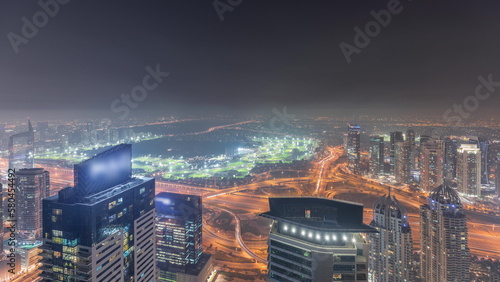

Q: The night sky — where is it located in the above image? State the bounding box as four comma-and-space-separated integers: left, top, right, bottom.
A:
1, 0, 500, 120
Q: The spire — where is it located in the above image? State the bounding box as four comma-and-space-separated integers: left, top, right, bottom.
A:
28, 119, 33, 132
388, 185, 391, 198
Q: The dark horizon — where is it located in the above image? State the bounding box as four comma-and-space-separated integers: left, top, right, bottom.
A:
2, 0, 500, 119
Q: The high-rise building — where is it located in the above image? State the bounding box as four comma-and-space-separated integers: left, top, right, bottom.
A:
469, 137, 489, 184
420, 185, 470, 282
395, 142, 411, 184
40, 144, 156, 282
347, 124, 361, 174
406, 128, 416, 174
369, 135, 384, 175
0, 183, 2, 255
261, 197, 376, 282
419, 141, 443, 192
9, 119, 35, 170
390, 131, 404, 174
15, 168, 50, 242
443, 138, 458, 182
369, 191, 413, 282
155, 192, 213, 281
419, 135, 431, 145
457, 144, 481, 196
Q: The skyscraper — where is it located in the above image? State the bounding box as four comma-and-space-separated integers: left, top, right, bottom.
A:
369, 135, 384, 175
40, 144, 156, 282
369, 191, 413, 282
406, 128, 416, 172
395, 141, 411, 184
420, 185, 470, 282
419, 141, 443, 192
15, 168, 50, 242
9, 119, 35, 170
469, 137, 489, 184
347, 124, 361, 174
443, 138, 458, 182
457, 144, 481, 196
155, 192, 213, 281
390, 131, 404, 174
261, 197, 376, 282
496, 160, 500, 196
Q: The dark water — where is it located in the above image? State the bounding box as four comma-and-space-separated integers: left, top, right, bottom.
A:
132, 138, 246, 158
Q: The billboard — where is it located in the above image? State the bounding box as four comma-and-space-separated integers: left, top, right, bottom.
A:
74, 144, 132, 197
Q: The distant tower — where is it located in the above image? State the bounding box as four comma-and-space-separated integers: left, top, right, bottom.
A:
390, 131, 404, 174
369, 190, 413, 281
347, 124, 361, 174
469, 137, 489, 184
457, 144, 481, 196
155, 192, 213, 281
496, 160, 500, 196
369, 135, 384, 175
420, 185, 470, 282
395, 142, 411, 184
419, 141, 443, 192
406, 128, 416, 172
16, 168, 50, 242
9, 119, 35, 169
443, 138, 458, 182
261, 197, 376, 282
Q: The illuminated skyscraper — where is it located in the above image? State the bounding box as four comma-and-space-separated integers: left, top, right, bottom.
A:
419, 141, 443, 192
496, 160, 500, 196
395, 142, 411, 184
443, 138, 458, 182
155, 192, 213, 281
420, 185, 469, 282
390, 131, 404, 174
406, 128, 416, 172
347, 124, 361, 174
469, 137, 489, 184
369, 136, 384, 175
9, 119, 35, 169
40, 144, 156, 282
457, 144, 481, 196
369, 191, 413, 282
261, 197, 376, 282
16, 168, 50, 242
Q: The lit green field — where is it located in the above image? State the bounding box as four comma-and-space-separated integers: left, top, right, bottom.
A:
36, 137, 317, 179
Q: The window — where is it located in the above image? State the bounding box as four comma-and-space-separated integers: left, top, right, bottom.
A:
53, 230, 63, 237
140, 187, 145, 194
54, 251, 61, 258
53, 209, 62, 215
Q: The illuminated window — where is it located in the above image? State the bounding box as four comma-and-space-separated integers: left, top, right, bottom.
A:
54, 251, 61, 258
53, 230, 63, 237
140, 187, 145, 194
53, 237, 63, 244
53, 209, 62, 215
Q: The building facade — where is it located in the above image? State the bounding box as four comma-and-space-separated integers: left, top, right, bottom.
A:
395, 142, 411, 184
155, 192, 213, 281
261, 197, 376, 282
419, 141, 444, 192
369, 193, 413, 282
369, 136, 384, 176
15, 168, 50, 242
420, 185, 470, 282
390, 131, 404, 175
40, 144, 156, 282
347, 124, 361, 174
457, 144, 481, 196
